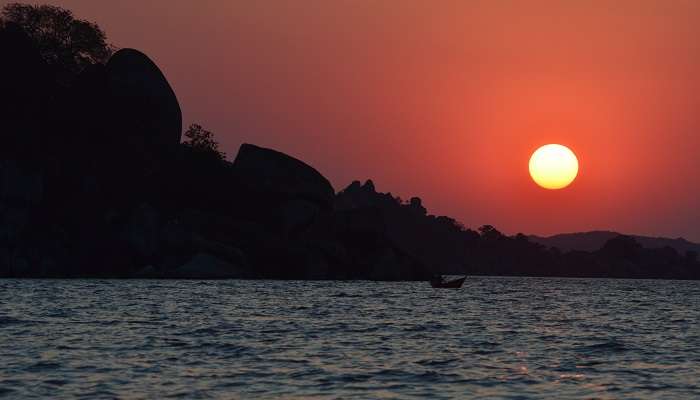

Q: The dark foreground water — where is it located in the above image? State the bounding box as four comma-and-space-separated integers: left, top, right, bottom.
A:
1, 278, 699, 399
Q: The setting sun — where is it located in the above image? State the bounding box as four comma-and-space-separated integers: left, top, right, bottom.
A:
529, 144, 579, 190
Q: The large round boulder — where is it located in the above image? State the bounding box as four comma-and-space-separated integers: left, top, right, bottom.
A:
106, 48, 182, 151
233, 144, 335, 209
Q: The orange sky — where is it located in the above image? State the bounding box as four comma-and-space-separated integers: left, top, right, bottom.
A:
10, 0, 700, 240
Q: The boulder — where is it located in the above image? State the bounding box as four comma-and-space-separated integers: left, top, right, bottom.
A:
132, 265, 158, 278
233, 144, 335, 209
369, 247, 403, 281
169, 253, 245, 279
279, 198, 320, 236
0, 160, 43, 206
369, 245, 427, 281
191, 235, 248, 268
106, 48, 182, 151
302, 240, 351, 279
0, 161, 44, 245
124, 203, 160, 260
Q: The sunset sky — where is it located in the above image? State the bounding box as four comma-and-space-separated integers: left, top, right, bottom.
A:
9, 0, 700, 240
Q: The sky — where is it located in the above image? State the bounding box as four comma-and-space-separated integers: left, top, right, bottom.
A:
7, 0, 700, 240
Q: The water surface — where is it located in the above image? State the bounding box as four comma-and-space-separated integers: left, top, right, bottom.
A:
1, 278, 699, 398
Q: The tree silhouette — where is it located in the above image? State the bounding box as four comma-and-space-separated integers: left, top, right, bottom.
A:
1, 3, 112, 75
478, 224, 503, 240
601, 235, 642, 262
182, 124, 226, 161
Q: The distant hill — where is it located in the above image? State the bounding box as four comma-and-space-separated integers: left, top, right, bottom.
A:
528, 231, 700, 255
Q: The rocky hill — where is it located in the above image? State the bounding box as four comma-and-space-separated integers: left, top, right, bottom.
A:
529, 231, 700, 255
2, 4, 700, 280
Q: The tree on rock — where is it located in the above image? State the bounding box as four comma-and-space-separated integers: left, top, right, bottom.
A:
183, 124, 226, 161
478, 225, 503, 240
1, 3, 112, 76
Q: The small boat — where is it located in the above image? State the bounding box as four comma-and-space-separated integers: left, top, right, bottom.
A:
430, 275, 466, 289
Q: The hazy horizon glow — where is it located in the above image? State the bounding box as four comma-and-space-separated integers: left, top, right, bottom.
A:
9, 0, 700, 240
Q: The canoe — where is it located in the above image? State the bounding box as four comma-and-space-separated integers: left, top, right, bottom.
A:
430, 276, 466, 289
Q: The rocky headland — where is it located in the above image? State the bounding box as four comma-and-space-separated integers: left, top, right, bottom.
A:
2, 5, 700, 280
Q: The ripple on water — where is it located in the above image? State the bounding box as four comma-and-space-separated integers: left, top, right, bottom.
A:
576, 339, 630, 355
24, 362, 62, 373
0, 316, 34, 326
0, 278, 698, 398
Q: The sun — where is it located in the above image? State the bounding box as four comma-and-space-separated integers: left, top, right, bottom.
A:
529, 144, 579, 189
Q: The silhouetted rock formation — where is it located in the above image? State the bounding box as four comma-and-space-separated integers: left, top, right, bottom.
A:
335, 180, 473, 273
1, 6, 700, 280
135, 253, 248, 279
234, 144, 335, 209
106, 48, 182, 152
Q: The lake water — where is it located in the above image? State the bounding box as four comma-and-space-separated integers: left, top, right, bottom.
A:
0, 278, 699, 399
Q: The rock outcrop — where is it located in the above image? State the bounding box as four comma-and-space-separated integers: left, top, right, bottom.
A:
106, 48, 182, 152
0, 17, 437, 281
233, 144, 334, 209
335, 180, 469, 274
4, 13, 698, 281
167, 253, 246, 279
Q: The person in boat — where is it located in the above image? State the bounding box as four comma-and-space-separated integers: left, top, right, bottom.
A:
431, 274, 445, 285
